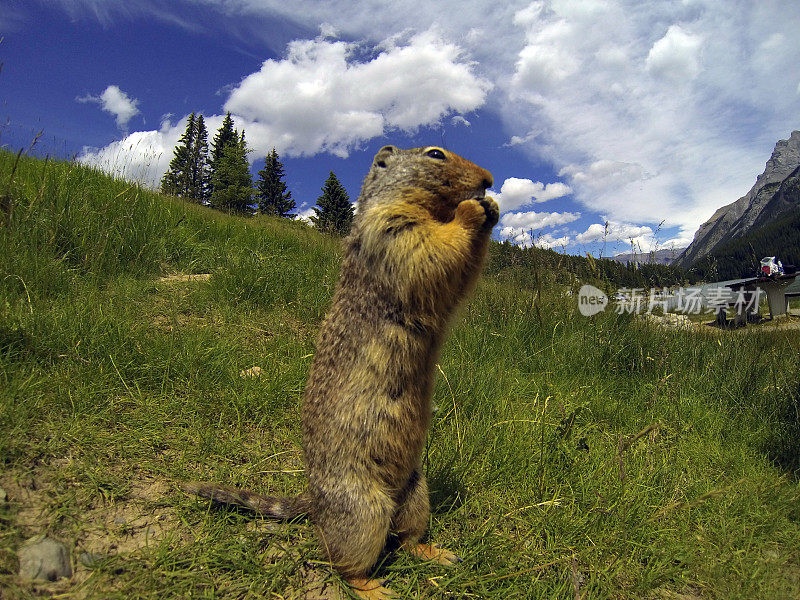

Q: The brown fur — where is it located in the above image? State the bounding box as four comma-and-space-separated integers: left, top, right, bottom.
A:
183, 145, 497, 598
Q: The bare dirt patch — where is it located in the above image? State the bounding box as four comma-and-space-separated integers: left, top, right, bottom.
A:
157, 273, 212, 284
75, 477, 181, 557
1, 467, 185, 571
261, 543, 344, 600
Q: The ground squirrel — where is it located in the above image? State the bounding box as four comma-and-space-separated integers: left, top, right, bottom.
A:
183, 145, 498, 599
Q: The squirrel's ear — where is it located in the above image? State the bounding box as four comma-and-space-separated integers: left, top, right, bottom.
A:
374, 145, 396, 169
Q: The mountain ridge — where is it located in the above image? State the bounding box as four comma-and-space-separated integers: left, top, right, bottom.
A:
675, 130, 800, 268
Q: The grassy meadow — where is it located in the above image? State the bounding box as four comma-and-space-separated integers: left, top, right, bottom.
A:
1, 150, 799, 599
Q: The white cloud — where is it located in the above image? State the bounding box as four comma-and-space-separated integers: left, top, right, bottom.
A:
506, 129, 541, 147
295, 205, 316, 223
499, 208, 578, 249
559, 160, 647, 192
575, 220, 664, 254
223, 29, 491, 157
499, 209, 580, 231
451, 115, 471, 127
504, 0, 800, 240
501, 227, 571, 250
658, 236, 692, 250
66, 1, 800, 244
79, 113, 228, 187
575, 221, 652, 244
645, 25, 703, 82
80, 29, 491, 180
535, 232, 571, 250
490, 177, 572, 213
78, 118, 182, 186
77, 85, 141, 128
512, 43, 576, 93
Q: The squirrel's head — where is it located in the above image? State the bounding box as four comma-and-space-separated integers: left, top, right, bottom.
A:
356, 145, 493, 221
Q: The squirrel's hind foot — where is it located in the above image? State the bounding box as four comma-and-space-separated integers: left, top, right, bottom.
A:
346, 577, 397, 599
407, 542, 462, 566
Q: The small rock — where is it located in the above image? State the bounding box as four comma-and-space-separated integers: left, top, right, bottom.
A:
18, 535, 72, 581
78, 552, 105, 568
113, 516, 127, 526
239, 366, 263, 378
0, 485, 7, 504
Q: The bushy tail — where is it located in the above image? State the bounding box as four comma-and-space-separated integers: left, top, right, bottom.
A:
181, 481, 311, 519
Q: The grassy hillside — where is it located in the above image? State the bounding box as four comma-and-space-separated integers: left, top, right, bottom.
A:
1, 151, 799, 599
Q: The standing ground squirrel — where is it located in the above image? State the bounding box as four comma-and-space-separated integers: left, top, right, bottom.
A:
183, 145, 498, 599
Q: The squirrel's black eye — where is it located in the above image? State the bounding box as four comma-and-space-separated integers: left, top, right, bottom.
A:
425, 148, 446, 160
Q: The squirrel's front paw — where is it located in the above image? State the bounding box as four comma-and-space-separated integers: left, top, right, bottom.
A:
455, 199, 485, 228
456, 197, 500, 231
479, 196, 499, 230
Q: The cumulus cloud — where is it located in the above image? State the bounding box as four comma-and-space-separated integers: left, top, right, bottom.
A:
77, 85, 141, 128
505, 0, 800, 240
79, 113, 228, 187
645, 25, 703, 82
499, 209, 578, 250
658, 236, 692, 251
535, 232, 571, 250
78, 118, 183, 186
294, 205, 317, 223
511, 18, 579, 92
223, 29, 491, 157
490, 177, 572, 213
80, 29, 490, 181
499, 209, 580, 231
575, 221, 653, 245
67, 0, 800, 246
559, 160, 647, 193
501, 227, 571, 250
572, 219, 683, 254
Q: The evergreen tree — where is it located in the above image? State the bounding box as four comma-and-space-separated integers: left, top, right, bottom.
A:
160, 112, 196, 198
189, 114, 211, 203
311, 171, 354, 235
160, 113, 213, 204
209, 112, 237, 198
256, 148, 295, 217
209, 129, 254, 214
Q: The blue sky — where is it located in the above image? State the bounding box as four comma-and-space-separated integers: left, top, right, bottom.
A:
2, 0, 799, 258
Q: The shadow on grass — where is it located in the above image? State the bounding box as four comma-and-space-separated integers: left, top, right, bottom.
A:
763, 388, 800, 478
428, 461, 467, 515
0, 323, 40, 363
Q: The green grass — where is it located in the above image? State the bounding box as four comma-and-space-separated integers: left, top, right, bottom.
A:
1, 150, 799, 599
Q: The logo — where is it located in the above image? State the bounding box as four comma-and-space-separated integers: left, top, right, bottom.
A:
578, 284, 608, 316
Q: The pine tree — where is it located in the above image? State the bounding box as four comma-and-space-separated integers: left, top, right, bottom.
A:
209, 112, 237, 198
160, 113, 213, 204
209, 129, 254, 214
189, 114, 211, 203
311, 171, 353, 235
160, 112, 196, 198
256, 148, 295, 217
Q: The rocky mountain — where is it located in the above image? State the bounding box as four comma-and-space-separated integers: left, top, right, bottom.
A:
674, 130, 800, 268
694, 205, 800, 281
612, 247, 686, 266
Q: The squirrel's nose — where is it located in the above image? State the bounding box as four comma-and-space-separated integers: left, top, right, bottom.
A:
481, 172, 493, 190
